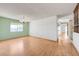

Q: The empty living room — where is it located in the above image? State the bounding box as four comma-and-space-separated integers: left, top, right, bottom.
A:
0, 1, 79, 57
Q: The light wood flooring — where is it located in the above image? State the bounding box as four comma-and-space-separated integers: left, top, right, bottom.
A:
0, 33, 79, 56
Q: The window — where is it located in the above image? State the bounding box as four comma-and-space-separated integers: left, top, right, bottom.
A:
10, 23, 23, 32
17, 24, 23, 32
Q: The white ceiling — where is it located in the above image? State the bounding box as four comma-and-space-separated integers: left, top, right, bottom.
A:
0, 3, 76, 21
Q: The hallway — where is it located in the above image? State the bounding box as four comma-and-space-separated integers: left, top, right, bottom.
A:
0, 33, 78, 56
58, 32, 78, 56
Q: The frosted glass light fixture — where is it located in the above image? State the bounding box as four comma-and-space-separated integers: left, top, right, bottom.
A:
18, 15, 30, 23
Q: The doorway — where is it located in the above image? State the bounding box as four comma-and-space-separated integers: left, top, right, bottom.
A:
58, 22, 68, 40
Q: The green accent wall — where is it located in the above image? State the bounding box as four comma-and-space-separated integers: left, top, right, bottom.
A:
0, 17, 29, 40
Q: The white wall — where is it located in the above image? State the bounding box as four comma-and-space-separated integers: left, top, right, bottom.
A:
30, 16, 57, 41
73, 32, 79, 52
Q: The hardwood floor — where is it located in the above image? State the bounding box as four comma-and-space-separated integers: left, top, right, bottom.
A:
0, 33, 79, 56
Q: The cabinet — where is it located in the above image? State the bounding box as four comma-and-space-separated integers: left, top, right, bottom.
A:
74, 4, 79, 32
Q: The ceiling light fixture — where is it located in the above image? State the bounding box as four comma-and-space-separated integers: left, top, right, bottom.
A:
18, 15, 30, 23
